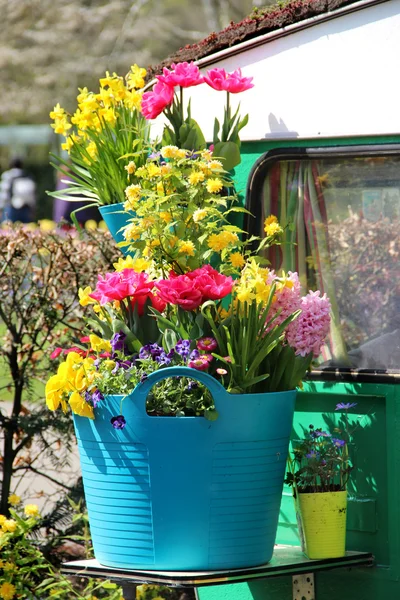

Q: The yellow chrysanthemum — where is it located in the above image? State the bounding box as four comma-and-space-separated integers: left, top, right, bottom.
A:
142, 216, 156, 229
188, 171, 205, 185
124, 224, 143, 241
160, 146, 180, 159
135, 166, 147, 178
126, 64, 147, 89
192, 208, 208, 222
69, 391, 94, 419
8, 494, 20, 507
125, 162, 136, 175
229, 252, 245, 268
89, 335, 111, 353
0, 581, 16, 600
24, 504, 40, 518
2, 519, 17, 533
208, 160, 224, 171
160, 164, 172, 175
125, 183, 141, 203
159, 211, 173, 223
78, 287, 96, 307
220, 230, 239, 245
147, 163, 161, 178
201, 149, 213, 161
264, 214, 278, 226
264, 221, 283, 237
0, 516, 6, 527
3, 562, 17, 573
206, 178, 223, 194
208, 233, 229, 252
178, 240, 195, 256
176, 149, 187, 159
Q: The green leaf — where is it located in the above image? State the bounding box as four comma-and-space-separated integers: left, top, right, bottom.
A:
213, 141, 241, 171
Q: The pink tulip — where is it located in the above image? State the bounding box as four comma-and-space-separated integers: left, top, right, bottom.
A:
187, 264, 234, 301
204, 67, 254, 93
141, 81, 174, 120
155, 275, 203, 311
157, 62, 204, 88
90, 269, 155, 305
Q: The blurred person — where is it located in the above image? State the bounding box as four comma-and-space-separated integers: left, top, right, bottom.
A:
0, 157, 36, 223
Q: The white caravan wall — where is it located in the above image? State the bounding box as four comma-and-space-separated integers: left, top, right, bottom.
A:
151, 1, 400, 141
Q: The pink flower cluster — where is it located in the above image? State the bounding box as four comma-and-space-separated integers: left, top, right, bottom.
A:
268, 271, 302, 329
286, 291, 331, 357
141, 62, 253, 120
155, 265, 233, 311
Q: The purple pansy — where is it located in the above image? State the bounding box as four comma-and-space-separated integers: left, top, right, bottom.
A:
111, 331, 127, 354
175, 339, 191, 360
111, 415, 126, 430
332, 438, 346, 447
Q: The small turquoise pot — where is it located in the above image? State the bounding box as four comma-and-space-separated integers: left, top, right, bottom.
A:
73, 366, 297, 571
98, 202, 133, 256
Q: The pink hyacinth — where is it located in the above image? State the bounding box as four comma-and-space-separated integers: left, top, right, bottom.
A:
286, 291, 331, 357
267, 272, 302, 329
89, 269, 155, 305
204, 67, 254, 93
141, 81, 175, 120
157, 62, 204, 88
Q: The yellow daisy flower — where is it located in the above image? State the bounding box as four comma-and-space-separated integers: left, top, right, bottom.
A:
0, 582, 16, 600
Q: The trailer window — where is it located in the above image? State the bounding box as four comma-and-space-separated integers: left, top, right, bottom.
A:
246, 151, 400, 374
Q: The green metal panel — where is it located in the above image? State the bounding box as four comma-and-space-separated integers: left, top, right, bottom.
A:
199, 135, 400, 599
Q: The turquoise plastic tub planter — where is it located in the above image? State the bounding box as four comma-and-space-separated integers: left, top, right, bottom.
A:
98, 202, 132, 255
73, 366, 297, 571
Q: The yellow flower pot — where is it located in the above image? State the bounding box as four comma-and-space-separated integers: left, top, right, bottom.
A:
296, 490, 347, 559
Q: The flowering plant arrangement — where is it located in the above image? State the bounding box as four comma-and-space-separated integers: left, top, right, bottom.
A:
46, 241, 331, 425
285, 402, 357, 494
49, 65, 149, 207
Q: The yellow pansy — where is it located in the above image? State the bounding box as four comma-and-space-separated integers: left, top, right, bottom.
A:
178, 240, 195, 256
8, 494, 20, 507
45, 374, 67, 412
89, 335, 111, 353
69, 391, 94, 419
24, 504, 40, 518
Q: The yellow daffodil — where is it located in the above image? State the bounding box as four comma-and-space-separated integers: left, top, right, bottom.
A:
126, 64, 147, 89
78, 287, 96, 306
49, 103, 65, 120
